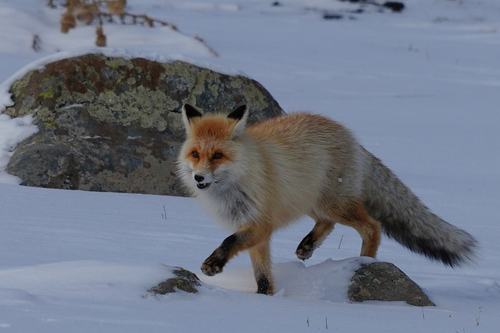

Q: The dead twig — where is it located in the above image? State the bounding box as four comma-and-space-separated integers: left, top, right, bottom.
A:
32, 34, 42, 52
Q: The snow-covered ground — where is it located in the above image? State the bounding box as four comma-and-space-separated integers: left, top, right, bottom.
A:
1, 0, 499, 332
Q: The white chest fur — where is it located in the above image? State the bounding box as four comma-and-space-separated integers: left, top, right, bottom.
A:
198, 184, 259, 228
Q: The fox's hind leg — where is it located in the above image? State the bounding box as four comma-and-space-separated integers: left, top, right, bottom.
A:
249, 239, 274, 295
296, 219, 335, 261
334, 202, 381, 257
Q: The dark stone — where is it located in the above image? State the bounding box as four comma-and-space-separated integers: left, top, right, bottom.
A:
148, 267, 201, 294
348, 262, 435, 306
383, 2, 405, 13
5, 54, 284, 196
350, 8, 364, 14
314, 0, 403, 20
323, 12, 344, 20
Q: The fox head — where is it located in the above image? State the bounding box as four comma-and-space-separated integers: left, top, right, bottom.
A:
177, 103, 249, 193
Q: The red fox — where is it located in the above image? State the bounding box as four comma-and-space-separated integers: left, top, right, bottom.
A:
177, 104, 477, 295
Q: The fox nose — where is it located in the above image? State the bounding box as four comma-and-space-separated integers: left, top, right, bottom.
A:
194, 174, 205, 183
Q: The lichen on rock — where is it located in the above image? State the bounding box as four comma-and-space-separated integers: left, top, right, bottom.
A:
348, 262, 435, 306
148, 267, 202, 295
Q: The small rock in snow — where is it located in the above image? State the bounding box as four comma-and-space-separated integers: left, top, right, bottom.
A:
148, 267, 201, 295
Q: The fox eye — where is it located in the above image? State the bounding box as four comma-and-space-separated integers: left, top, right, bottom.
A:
212, 152, 224, 160
191, 151, 199, 159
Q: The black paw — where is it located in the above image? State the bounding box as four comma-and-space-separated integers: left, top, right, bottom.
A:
201, 253, 226, 276
256, 276, 274, 295
296, 236, 315, 261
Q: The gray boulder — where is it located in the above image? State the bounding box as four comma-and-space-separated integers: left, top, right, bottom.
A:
348, 262, 435, 306
4, 54, 283, 195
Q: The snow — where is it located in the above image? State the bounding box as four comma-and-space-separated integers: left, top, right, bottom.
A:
0, 115, 37, 184
1, 185, 498, 332
1, 0, 500, 332
274, 258, 375, 302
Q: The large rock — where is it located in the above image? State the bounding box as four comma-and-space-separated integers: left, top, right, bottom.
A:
4, 54, 283, 195
348, 262, 435, 306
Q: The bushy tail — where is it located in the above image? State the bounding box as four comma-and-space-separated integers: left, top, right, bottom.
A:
362, 149, 477, 266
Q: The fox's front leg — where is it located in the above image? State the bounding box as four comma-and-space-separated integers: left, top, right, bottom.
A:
201, 223, 272, 278
249, 239, 274, 295
201, 233, 238, 276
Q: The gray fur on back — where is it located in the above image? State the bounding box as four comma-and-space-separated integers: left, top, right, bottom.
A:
361, 148, 477, 266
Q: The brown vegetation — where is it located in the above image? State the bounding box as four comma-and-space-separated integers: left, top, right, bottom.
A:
47, 0, 218, 56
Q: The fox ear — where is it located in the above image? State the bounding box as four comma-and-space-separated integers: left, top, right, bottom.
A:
181, 103, 203, 131
227, 105, 248, 138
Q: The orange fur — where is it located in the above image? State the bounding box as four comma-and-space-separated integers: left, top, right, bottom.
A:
184, 116, 238, 171
334, 201, 381, 257
191, 116, 235, 140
